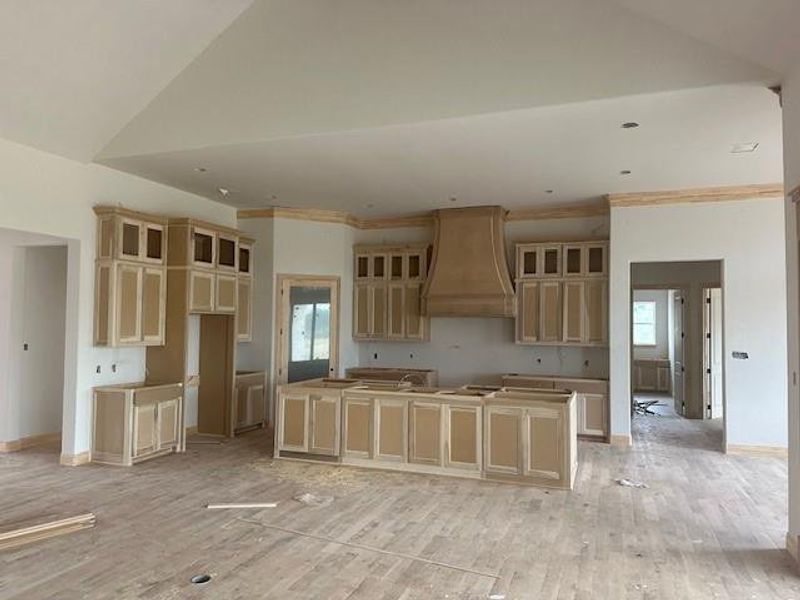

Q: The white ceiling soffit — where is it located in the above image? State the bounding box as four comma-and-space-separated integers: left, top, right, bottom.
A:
610, 0, 800, 75
99, 85, 783, 217
0, 0, 254, 162
98, 0, 773, 160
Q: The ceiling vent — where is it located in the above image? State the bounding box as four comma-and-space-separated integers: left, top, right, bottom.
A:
421, 206, 516, 318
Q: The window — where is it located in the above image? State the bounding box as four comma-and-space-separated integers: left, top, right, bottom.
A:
633, 301, 656, 346
290, 302, 331, 362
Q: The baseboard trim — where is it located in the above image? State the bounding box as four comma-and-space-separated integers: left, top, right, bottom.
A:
609, 434, 632, 448
787, 532, 800, 565
0, 432, 61, 453
186, 426, 198, 436
60, 451, 91, 466
726, 444, 788, 458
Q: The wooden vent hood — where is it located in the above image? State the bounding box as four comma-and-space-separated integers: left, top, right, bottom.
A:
421, 206, 516, 317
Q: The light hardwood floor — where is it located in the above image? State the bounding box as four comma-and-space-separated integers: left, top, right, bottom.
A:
0, 410, 795, 600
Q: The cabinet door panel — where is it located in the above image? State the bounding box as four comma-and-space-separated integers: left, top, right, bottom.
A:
354, 284, 370, 338
388, 284, 405, 338
344, 398, 372, 456
539, 282, 562, 342
216, 274, 237, 313
237, 277, 252, 341
310, 395, 339, 456
117, 265, 142, 344
132, 403, 157, 458
248, 384, 265, 426
372, 285, 387, 337
376, 400, 406, 461
526, 409, 561, 480
562, 281, 585, 343
446, 406, 480, 469
584, 280, 607, 344
280, 394, 308, 451
157, 399, 179, 450
517, 281, 540, 343
409, 403, 441, 465
485, 407, 522, 474
141, 268, 165, 344
189, 271, 215, 313
405, 284, 423, 340
579, 393, 607, 437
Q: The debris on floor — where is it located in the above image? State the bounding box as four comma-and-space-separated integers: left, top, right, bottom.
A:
615, 478, 648, 488
206, 502, 277, 510
0, 512, 96, 551
293, 492, 334, 507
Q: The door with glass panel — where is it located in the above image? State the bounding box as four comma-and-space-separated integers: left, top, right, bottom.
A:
276, 276, 340, 386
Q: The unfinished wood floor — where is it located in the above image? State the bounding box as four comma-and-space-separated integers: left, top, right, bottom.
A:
1, 412, 795, 600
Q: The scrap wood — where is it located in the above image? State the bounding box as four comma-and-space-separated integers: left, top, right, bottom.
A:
206, 502, 277, 509
0, 513, 96, 551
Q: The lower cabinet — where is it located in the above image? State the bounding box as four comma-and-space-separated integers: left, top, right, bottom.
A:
577, 393, 607, 438
278, 391, 340, 457
234, 371, 266, 433
343, 396, 373, 457
484, 401, 576, 488
375, 398, 408, 461
408, 402, 441, 465
93, 382, 183, 466
444, 404, 481, 471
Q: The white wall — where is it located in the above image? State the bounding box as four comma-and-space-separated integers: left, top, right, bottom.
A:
0, 136, 236, 457
610, 198, 787, 448
631, 289, 669, 360
783, 66, 800, 543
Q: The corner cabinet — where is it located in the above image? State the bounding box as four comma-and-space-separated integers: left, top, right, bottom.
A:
353, 244, 430, 342
94, 207, 168, 347
515, 241, 608, 347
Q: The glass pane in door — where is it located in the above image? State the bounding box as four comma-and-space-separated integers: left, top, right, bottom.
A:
288, 286, 332, 383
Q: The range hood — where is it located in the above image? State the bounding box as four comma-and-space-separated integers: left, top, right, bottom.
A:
421, 206, 516, 317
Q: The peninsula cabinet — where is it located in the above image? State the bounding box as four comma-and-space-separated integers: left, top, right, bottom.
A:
92, 382, 183, 466
353, 244, 430, 342
94, 207, 168, 347
515, 240, 609, 347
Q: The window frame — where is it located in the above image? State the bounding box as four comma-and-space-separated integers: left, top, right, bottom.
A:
632, 300, 657, 347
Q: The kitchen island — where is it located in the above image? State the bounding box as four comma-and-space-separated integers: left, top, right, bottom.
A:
276, 378, 578, 489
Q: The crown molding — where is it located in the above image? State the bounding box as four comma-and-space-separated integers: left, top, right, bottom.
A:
505, 201, 608, 221
606, 183, 784, 208
238, 202, 608, 228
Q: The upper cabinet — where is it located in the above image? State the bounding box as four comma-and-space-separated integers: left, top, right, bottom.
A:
353, 244, 430, 342
94, 207, 168, 347
93, 208, 255, 347
515, 241, 609, 347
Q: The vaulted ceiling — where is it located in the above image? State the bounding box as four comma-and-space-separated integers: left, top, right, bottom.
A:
2, 0, 798, 215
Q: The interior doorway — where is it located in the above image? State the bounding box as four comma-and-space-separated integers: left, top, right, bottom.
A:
274, 275, 340, 387
0, 233, 69, 458
629, 260, 724, 451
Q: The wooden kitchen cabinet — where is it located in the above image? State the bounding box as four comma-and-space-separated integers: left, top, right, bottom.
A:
577, 393, 607, 438
93, 382, 183, 466
277, 390, 340, 456
343, 396, 373, 457
94, 207, 168, 347
215, 273, 237, 313
484, 406, 523, 475
189, 270, 215, 313
633, 359, 671, 393
515, 240, 608, 347
237, 276, 253, 341
375, 398, 407, 461
278, 392, 309, 452
234, 371, 266, 433
444, 404, 481, 471
310, 394, 340, 455
353, 244, 429, 342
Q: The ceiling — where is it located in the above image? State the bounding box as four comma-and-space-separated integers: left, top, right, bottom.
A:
2, 0, 798, 214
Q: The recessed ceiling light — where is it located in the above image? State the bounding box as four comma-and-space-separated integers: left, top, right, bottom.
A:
449, 196, 457, 202
621, 122, 640, 129
194, 167, 207, 172
731, 142, 759, 154
620, 170, 632, 175
218, 187, 229, 196
365, 203, 374, 209
545, 190, 554, 194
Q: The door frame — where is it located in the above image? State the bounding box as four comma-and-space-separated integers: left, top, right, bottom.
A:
703, 287, 724, 420
273, 274, 341, 389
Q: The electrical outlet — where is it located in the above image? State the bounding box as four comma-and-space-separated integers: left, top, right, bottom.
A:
96, 365, 101, 374
111, 364, 117, 373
